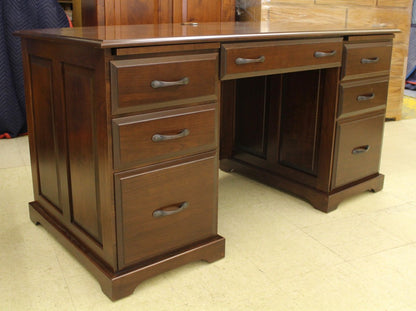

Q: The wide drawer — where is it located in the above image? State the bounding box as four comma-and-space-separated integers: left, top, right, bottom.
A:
115, 155, 218, 269
342, 42, 392, 80
332, 114, 385, 189
111, 53, 218, 114
221, 38, 342, 80
338, 77, 389, 118
112, 104, 217, 169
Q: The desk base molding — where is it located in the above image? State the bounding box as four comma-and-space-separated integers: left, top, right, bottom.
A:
29, 201, 225, 301
220, 159, 384, 213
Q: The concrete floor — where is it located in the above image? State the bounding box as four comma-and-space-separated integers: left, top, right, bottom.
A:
1, 118, 416, 310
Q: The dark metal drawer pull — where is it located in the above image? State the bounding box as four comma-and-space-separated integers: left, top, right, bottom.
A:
235, 56, 265, 65
152, 129, 190, 142
314, 50, 336, 58
352, 145, 371, 155
357, 93, 375, 101
151, 77, 189, 89
361, 57, 380, 64
153, 202, 189, 218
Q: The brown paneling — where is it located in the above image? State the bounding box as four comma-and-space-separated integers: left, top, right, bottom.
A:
220, 80, 236, 159
222, 0, 237, 22
232, 67, 339, 192
113, 104, 217, 169
82, 0, 235, 26
115, 155, 218, 269
186, 0, 221, 22
64, 64, 101, 243
30, 56, 60, 209
279, 70, 322, 176
118, 0, 172, 25
159, 0, 174, 23
234, 76, 268, 157
79, 0, 101, 26
179, 0, 235, 23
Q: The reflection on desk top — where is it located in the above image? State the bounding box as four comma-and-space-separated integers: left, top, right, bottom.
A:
15, 21, 400, 48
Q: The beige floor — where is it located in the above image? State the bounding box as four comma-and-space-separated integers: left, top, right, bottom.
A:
1, 119, 416, 310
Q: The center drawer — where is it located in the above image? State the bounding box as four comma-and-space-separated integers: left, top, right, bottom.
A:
112, 104, 217, 170
221, 38, 342, 80
115, 155, 218, 269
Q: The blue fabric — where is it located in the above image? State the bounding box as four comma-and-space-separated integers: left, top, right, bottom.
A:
0, 0, 69, 138
413, 0, 416, 25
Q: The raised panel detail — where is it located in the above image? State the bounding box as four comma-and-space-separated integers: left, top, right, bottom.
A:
30, 56, 60, 209
119, 0, 173, 24
185, 0, 221, 22
279, 70, 322, 175
235, 76, 268, 157
64, 64, 101, 243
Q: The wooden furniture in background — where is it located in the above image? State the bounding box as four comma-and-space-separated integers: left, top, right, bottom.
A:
58, 0, 82, 26
75, 0, 235, 26
17, 22, 397, 300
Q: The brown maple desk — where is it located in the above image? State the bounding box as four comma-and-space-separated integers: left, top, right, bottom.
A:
17, 22, 398, 300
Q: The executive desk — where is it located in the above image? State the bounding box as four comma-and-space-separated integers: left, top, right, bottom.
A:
17, 22, 398, 300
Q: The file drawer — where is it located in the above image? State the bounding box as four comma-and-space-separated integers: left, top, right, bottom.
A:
115, 155, 218, 269
332, 114, 385, 189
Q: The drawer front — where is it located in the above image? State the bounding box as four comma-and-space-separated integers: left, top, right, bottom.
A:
221, 38, 342, 80
332, 114, 385, 189
115, 155, 218, 269
342, 42, 392, 80
111, 53, 218, 114
338, 78, 389, 118
113, 104, 216, 169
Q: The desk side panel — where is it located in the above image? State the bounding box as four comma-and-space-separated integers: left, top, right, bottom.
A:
23, 39, 117, 269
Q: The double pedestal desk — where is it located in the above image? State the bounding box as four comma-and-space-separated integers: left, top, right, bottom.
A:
17, 22, 398, 300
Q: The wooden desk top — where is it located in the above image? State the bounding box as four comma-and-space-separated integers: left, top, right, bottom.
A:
16, 22, 399, 48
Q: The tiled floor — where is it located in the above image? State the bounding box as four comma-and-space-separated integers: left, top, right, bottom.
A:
1, 119, 416, 310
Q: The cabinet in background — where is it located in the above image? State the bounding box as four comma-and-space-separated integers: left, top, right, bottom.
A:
58, 0, 82, 26
76, 0, 235, 26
